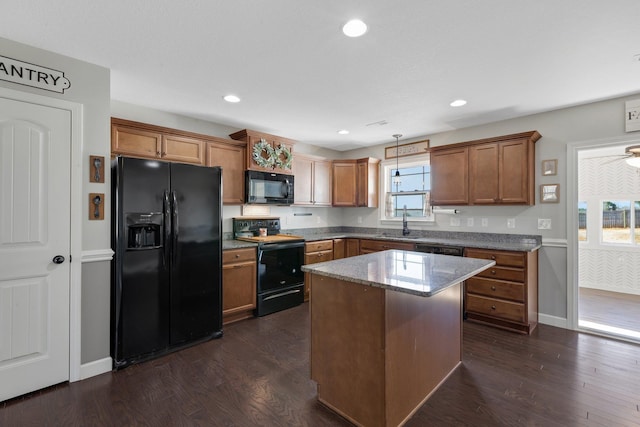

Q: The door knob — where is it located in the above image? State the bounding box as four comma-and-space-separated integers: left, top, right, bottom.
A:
52, 255, 65, 264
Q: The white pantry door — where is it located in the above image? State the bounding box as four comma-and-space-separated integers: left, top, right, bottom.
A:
0, 95, 71, 401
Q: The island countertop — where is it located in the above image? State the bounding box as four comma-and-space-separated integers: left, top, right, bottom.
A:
301, 249, 495, 298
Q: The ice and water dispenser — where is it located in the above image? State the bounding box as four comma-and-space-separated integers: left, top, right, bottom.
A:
126, 213, 163, 249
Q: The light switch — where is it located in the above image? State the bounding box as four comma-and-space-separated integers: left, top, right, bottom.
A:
507, 218, 516, 229
481, 218, 488, 227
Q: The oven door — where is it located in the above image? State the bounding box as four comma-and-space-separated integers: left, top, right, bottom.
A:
257, 241, 304, 294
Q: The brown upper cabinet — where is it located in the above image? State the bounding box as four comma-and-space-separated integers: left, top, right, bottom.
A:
112, 120, 205, 165
206, 140, 247, 205
430, 146, 469, 205
229, 129, 296, 174
331, 158, 380, 207
111, 118, 247, 205
430, 131, 541, 206
293, 153, 332, 206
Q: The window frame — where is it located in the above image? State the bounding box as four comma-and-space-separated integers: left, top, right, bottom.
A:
379, 154, 434, 223
599, 198, 640, 246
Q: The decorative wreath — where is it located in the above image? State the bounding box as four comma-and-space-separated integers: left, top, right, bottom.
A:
252, 138, 277, 168
275, 144, 293, 170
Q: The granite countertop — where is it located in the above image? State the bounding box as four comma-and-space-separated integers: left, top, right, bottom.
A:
222, 239, 258, 250
294, 231, 541, 252
302, 249, 495, 298
223, 228, 542, 252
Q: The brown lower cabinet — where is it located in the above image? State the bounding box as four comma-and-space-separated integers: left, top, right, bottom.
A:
304, 240, 334, 301
346, 238, 360, 257
464, 247, 538, 334
222, 248, 257, 325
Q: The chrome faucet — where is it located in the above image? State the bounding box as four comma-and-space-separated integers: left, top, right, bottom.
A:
402, 205, 410, 236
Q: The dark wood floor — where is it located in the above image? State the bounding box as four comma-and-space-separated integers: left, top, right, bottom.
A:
2, 303, 640, 426
580, 287, 640, 338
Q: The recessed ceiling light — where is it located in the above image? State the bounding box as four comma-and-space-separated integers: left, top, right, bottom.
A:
342, 19, 367, 37
337, 129, 350, 135
223, 94, 241, 103
450, 99, 467, 107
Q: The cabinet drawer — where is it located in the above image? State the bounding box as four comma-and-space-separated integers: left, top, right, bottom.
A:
466, 294, 525, 323
475, 266, 524, 282
465, 248, 525, 268
223, 247, 256, 264
305, 240, 334, 253
359, 239, 415, 252
466, 277, 525, 302
304, 250, 333, 265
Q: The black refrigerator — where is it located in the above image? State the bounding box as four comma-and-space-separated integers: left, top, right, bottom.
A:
111, 156, 223, 369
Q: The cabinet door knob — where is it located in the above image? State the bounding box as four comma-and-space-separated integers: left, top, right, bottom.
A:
491, 305, 496, 310
235, 254, 240, 258
491, 270, 496, 275
491, 286, 496, 291
490, 255, 496, 260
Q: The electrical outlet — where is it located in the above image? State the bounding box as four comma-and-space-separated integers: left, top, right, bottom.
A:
450, 217, 460, 227
481, 218, 488, 227
357, 216, 362, 224
538, 218, 552, 230
316, 215, 321, 224
507, 218, 516, 229
467, 218, 474, 227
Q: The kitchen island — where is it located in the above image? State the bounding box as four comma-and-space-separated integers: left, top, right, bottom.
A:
302, 250, 495, 427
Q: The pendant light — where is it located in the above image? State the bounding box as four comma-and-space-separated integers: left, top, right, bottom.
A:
392, 134, 402, 191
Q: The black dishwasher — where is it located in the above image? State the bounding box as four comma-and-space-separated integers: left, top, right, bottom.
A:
414, 243, 464, 257
414, 243, 466, 318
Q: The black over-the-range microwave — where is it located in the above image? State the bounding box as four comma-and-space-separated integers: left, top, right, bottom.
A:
245, 170, 294, 205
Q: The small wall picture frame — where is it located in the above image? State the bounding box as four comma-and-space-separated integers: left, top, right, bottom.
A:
89, 193, 104, 220
540, 184, 559, 203
541, 159, 557, 176
90, 155, 105, 183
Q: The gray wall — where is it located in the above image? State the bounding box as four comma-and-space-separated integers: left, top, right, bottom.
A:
0, 37, 111, 365
4, 35, 640, 368
342, 94, 640, 321
113, 94, 640, 325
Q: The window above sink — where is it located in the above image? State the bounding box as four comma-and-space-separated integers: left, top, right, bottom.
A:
380, 155, 434, 223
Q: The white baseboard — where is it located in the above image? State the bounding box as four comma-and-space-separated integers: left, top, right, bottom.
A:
79, 357, 112, 380
539, 313, 568, 329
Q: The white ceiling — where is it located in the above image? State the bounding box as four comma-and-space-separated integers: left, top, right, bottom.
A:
2, 1, 640, 150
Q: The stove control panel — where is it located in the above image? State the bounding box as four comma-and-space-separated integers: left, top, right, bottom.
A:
233, 217, 281, 238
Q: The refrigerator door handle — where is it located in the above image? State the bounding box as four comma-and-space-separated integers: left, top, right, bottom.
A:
171, 190, 179, 265
163, 190, 171, 268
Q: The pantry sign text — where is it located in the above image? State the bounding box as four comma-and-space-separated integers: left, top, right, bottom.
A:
0, 55, 71, 93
